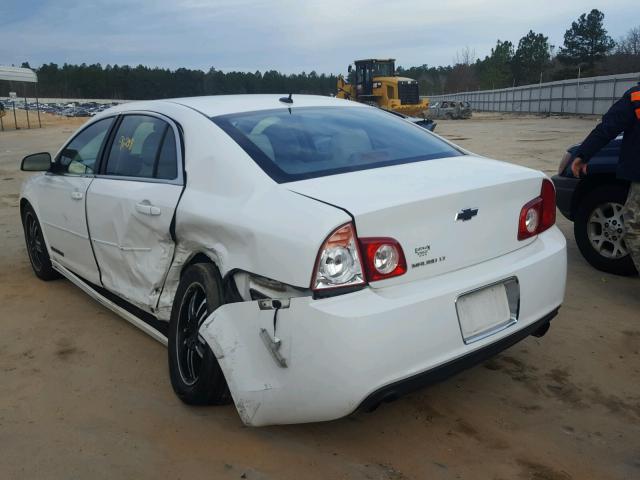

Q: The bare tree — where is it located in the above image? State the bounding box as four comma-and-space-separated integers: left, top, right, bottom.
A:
616, 26, 640, 55
454, 47, 476, 66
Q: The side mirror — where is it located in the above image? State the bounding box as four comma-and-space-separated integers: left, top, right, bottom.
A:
348, 64, 352, 73
21, 152, 52, 172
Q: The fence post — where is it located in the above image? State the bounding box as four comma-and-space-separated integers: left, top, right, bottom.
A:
560, 82, 565, 113
575, 68, 581, 114
35, 84, 42, 128
611, 78, 617, 107
591, 79, 597, 114
12, 101, 18, 130
24, 96, 31, 129
537, 73, 542, 114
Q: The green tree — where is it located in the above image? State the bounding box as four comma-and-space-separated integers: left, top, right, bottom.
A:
512, 31, 552, 85
558, 9, 615, 70
477, 40, 514, 89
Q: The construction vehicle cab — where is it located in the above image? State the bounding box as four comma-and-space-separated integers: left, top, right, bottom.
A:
337, 59, 429, 116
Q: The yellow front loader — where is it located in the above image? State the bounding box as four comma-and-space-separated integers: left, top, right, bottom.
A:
336, 59, 429, 116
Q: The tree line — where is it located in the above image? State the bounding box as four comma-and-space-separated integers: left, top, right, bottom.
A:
402, 10, 639, 95
1, 65, 339, 100
1, 9, 638, 99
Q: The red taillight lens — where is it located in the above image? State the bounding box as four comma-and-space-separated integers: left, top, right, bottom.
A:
518, 178, 556, 240
540, 178, 556, 231
359, 238, 407, 282
311, 225, 407, 292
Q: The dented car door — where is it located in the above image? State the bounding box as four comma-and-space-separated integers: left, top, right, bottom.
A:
86, 113, 183, 310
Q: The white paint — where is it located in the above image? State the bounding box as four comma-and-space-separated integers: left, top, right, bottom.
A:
20, 94, 567, 426
201, 227, 566, 426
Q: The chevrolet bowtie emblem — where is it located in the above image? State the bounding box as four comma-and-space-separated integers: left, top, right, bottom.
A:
456, 208, 479, 221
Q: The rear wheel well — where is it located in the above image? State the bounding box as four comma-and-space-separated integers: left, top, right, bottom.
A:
180, 252, 216, 278
178, 252, 242, 303
570, 176, 629, 218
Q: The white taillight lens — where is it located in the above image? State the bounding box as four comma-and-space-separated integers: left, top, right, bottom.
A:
373, 244, 399, 274
524, 207, 539, 233
312, 223, 365, 291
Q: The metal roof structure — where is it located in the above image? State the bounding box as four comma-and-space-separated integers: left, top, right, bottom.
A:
0, 66, 38, 83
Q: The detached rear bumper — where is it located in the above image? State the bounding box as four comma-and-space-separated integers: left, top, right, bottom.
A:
552, 174, 579, 220
200, 227, 566, 426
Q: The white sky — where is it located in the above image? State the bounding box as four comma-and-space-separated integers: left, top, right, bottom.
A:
0, 0, 637, 74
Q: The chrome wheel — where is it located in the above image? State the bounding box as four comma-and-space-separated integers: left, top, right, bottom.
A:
587, 202, 628, 259
25, 212, 45, 271
175, 283, 209, 386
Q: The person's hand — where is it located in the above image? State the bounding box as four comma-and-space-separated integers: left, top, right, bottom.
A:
571, 157, 588, 178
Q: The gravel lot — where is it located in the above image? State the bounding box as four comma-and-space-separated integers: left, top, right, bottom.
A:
0, 113, 638, 480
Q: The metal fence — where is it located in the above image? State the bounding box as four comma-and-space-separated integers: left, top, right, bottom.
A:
426, 71, 639, 115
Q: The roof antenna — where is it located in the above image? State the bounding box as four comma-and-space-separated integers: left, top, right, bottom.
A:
279, 93, 293, 104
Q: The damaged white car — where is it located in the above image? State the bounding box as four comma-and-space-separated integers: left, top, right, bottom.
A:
20, 94, 566, 426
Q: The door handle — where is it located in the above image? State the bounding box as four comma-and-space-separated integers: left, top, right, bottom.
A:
136, 202, 161, 216
71, 191, 83, 200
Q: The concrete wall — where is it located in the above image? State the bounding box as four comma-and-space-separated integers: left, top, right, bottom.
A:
426, 72, 639, 115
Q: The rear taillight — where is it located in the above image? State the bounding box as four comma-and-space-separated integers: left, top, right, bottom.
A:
311, 223, 366, 292
311, 223, 407, 293
359, 238, 407, 281
518, 178, 556, 240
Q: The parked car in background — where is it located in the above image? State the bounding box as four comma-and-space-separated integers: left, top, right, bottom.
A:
382, 107, 437, 131
552, 135, 636, 276
20, 94, 565, 426
427, 101, 472, 120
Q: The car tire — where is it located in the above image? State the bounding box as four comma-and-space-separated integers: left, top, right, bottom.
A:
573, 184, 637, 276
168, 263, 232, 405
22, 205, 60, 281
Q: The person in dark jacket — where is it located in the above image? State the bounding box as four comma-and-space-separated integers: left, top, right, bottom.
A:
571, 83, 640, 273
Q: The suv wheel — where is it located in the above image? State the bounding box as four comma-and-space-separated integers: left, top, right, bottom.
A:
574, 184, 637, 276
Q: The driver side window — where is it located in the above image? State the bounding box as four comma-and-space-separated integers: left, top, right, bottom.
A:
58, 118, 114, 175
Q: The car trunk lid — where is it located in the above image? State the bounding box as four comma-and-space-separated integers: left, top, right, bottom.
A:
288, 156, 545, 286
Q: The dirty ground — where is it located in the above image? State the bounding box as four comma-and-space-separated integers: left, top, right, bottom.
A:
0, 113, 638, 479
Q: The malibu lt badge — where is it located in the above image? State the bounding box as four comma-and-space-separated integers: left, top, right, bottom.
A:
455, 208, 478, 222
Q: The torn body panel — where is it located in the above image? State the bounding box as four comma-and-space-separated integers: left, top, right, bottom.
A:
199, 227, 566, 426
155, 186, 349, 320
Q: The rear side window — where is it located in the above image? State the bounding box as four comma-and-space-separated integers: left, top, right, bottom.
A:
212, 106, 462, 183
104, 115, 178, 180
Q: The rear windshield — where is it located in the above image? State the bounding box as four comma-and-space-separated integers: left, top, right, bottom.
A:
212, 106, 462, 183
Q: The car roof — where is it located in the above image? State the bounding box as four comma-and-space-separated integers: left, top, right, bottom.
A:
113, 94, 365, 118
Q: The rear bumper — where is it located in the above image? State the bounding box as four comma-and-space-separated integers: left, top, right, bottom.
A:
551, 174, 579, 220
201, 227, 566, 426
358, 308, 558, 412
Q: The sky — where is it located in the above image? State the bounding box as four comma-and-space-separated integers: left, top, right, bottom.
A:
0, 0, 637, 75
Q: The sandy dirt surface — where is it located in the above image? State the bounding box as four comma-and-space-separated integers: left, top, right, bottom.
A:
0, 113, 638, 480
1, 109, 86, 131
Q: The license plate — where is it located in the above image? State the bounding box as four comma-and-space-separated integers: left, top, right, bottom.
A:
456, 282, 516, 344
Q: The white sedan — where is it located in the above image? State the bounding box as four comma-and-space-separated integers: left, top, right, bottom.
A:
19, 95, 566, 426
